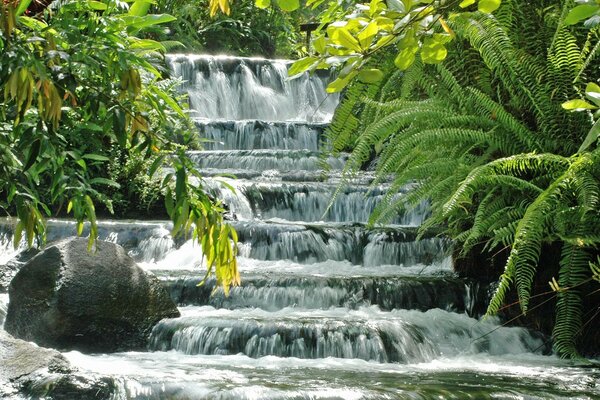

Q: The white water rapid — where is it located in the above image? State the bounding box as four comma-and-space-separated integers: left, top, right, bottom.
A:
0, 54, 598, 399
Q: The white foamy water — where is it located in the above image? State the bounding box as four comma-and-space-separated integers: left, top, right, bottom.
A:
2, 54, 598, 400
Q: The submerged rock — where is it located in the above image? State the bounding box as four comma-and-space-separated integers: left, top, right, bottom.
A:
5, 237, 180, 353
0, 330, 115, 399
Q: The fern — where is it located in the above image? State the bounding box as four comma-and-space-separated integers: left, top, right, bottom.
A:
553, 242, 589, 358
324, 0, 600, 356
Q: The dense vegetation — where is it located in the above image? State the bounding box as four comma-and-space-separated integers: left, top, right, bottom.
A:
155, 0, 304, 57
0, 0, 239, 293
288, 0, 600, 357
2, 0, 599, 358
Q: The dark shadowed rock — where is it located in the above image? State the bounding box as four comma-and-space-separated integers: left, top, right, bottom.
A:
0, 330, 116, 399
5, 237, 180, 353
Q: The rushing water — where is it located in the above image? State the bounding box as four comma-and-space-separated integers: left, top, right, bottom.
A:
1, 55, 598, 399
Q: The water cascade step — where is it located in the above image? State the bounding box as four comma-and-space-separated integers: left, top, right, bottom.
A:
1, 54, 598, 399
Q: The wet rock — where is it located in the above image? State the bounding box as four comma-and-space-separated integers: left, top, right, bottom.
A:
5, 237, 180, 353
0, 248, 39, 293
0, 330, 115, 399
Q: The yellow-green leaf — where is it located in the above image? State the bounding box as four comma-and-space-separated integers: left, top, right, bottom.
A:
288, 56, 318, 76
478, 0, 501, 13
562, 99, 597, 111
326, 71, 357, 93
459, 0, 476, 7
129, 0, 153, 16
88, 0, 108, 10
313, 35, 326, 54
358, 68, 384, 83
255, 0, 271, 9
395, 49, 416, 70
278, 0, 299, 11
421, 38, 447, 64
357, 21, 379, 49
330, 27, 363, 53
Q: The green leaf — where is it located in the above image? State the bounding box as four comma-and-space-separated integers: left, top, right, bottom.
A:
421, 38, 448, 64
278, 0, 299, 11
585, 82, 600, 106
88, 1, 108, 11
330, 27, 363, 53
130, 39, 167, 52
561, 99, 597, 111
122, 14, 177, 30
477, 0, 501, 13
82, 154, 110, 161
153, 87, 186, 118
357, 21, 379, 49
175, 167, 186, 199
358, 68, 384, 83
165, 187, 174, 216
326, 71, 357, 93
578, 119, 600, 152
13, 221, 23, 249
15, 0, 32, 16
17, 16, 48, 30
129, 0, 154, 17
255, 0, 271, 9
288, 57, 318, 76
90, 177, 121, 188
564, 4, 599, 26
395, 50, 416, 70
24, 139, 41, 172
313, 35, 326, 53
459, 0, 476, 7
148, 155, 166, 177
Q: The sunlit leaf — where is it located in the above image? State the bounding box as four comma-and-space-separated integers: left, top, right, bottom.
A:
562, 99, 597, 111
421, 37, 447, 64
478, 0, 501, 13
255, 0, 271, 9
565, 4, 599, 26
278, 0, 299, 12
358, 68, 384, 83
288, 57, 318, 76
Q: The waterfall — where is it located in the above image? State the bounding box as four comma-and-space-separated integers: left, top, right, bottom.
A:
1, 54, 597, 400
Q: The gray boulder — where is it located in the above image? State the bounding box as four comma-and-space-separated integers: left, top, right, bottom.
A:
0, 248, 39, 293
5, 237, 180, 353
0, 330, 115, 399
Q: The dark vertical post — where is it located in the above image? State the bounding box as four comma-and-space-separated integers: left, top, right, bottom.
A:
299, 23, 321, 54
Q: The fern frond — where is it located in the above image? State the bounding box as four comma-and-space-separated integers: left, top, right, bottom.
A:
553, 242, 589, 358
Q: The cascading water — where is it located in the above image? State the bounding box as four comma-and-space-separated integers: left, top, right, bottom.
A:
0, 54, 598, 399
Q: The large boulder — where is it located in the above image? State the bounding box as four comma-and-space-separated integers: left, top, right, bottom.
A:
0, 330, 116, 399
4, 237, 180, 353
0, 248, 39, 293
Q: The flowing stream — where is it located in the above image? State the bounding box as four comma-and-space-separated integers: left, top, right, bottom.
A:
1, 54, 599, 399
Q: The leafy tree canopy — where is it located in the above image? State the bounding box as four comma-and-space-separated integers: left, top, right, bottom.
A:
0, 0, 239, 293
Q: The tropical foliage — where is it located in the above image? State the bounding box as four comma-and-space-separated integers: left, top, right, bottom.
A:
157, 0, 303, 57
309, 0, 600, 357
0, 0, 239, 293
